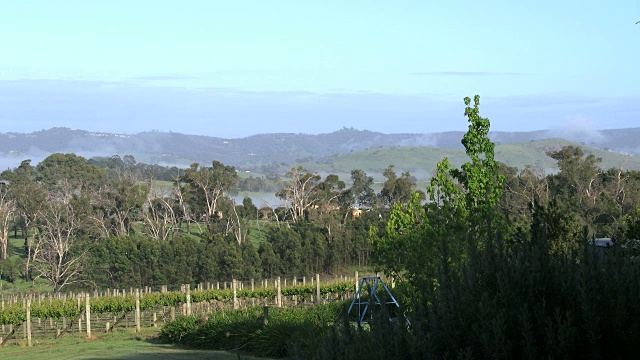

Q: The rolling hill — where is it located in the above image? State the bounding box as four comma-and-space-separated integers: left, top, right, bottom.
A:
1, 127, 639, 182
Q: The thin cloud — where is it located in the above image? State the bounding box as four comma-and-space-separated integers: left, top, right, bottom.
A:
129, 75, 199, 81
411, 71, 531, 77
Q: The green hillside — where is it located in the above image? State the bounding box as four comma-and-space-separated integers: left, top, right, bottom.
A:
302, 139, 640, 181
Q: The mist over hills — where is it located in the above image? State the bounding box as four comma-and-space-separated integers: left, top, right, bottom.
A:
1, 127, 639, 175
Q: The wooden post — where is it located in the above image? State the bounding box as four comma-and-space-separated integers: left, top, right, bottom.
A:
106, 322, 110, 333
251, 279, 255, 307
303, 276, 306, 286
170, 307, 175, 321
85, 294, 91, 338
277, 276, 282, 308
232, 279, 238, 310
355, 271, 359, 293
316, 274, 321, 305
186, 284, 192, 316
153, 312, 157, 328
26, 298, 32, 347
263, 306, 269, 326
135, 289, 141, 334
293, 276, 297, 305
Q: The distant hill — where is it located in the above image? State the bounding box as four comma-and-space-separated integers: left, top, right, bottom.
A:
1, 127, 639, 180
299, 138, 640, 181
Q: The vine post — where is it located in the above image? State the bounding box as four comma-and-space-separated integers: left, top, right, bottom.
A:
85, 294, 91, 338
186, 284, 191, 316
355, 271, 359, 293
316, 274, 321, 305
276, 277, 282, 308
135, 289, 141, 334
233, 279, 238, 310
26, 298, 32, 347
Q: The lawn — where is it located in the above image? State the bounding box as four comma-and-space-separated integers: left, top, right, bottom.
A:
0, 327, 266, 360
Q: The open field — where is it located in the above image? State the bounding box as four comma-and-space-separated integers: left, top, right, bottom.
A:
0, 327, 265, 360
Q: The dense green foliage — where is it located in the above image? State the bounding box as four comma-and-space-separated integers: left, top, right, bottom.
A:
360, 96, 640, 359
159, 302, 348, 358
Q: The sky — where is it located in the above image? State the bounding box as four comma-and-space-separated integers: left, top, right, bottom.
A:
1, 0, 639, 138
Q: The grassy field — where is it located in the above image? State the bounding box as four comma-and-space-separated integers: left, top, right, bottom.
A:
0, 327, 266, 360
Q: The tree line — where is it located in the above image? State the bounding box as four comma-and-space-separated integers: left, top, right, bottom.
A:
1, 111, 640, 296
0, 152, 422, 291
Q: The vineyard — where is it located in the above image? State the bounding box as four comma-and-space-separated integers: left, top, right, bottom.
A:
0, 275, 361, 346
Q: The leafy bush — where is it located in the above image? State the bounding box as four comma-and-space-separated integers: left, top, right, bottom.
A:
159, 302, 347, 358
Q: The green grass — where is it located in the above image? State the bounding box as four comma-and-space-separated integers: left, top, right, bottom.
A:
0, 327, 267, 360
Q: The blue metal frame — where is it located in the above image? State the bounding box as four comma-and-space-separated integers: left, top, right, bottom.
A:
347, 276, 410, 326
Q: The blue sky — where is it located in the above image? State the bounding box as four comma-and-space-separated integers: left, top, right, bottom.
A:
1, 1, 639, 138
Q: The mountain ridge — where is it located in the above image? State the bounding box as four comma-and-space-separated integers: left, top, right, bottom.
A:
1, 127, 639, 174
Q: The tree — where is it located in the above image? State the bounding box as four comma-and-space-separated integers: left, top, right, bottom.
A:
379, 165, 423, 206
31, 194, 87, 292
373, 95, 504, 288
142, 193, 177, 242
498, 163, 549, 230
36, 153, 107, 192
546, 146, 604, 235
182, 161, 238, 234
0, 182, 15, 260
92, 174, 149, 238
276, 167, 321, 223
345, 169, 376, 208
1, 160, 47, 280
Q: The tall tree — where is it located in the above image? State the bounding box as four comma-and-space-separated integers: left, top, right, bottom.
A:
182, 161, 238, 234
276, 167, 321, 223
379, 165, 423, 206
345, 169, 376, 208
1, 160, 47, 280
36, 153, 107, 192
32, 193, 87, 292
0, 182, 15, 260
373, 95, 504, 288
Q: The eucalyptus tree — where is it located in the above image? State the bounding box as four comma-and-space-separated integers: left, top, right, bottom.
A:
92, 174, 149, 238
181, 160, 238, 234
379, 165, 423, 206
141, 181, 177, 242
345, 169, 376, 208
31, 191, 88, 292
276, 166, 321, 223
498, 163, 550, 231
0, 182, 15, 260
36, 153, 108, 193
0, 160, 47, 280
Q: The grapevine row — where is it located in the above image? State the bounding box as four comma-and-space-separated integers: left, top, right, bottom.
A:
0, 282, 353, 325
